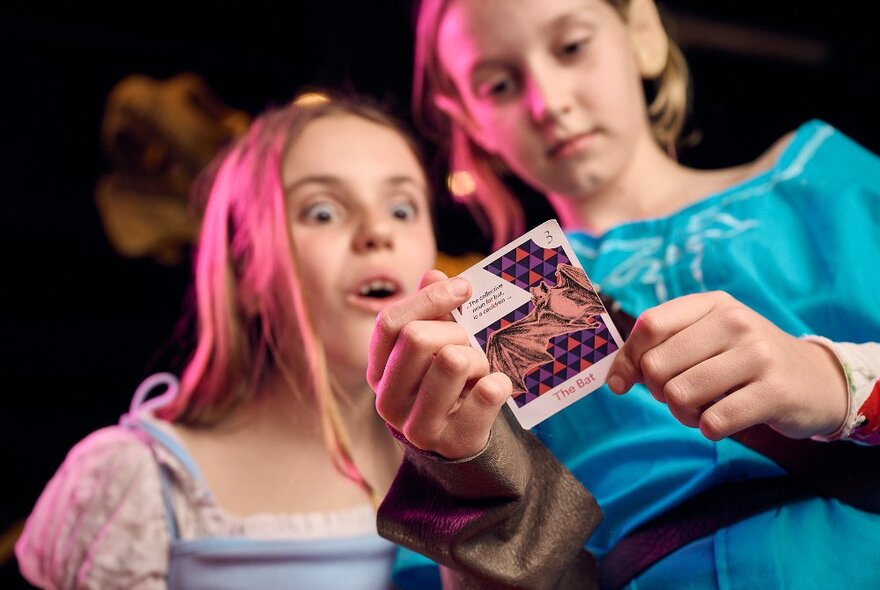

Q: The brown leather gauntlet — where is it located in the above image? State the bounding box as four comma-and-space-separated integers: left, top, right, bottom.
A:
378, 408, 602, 589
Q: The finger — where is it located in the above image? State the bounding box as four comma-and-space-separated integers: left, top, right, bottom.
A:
445, 371, 513, 458
638, 315, 741, 398
466, 371, 513, 415
402, 345, 490, 454
663, 343, 762, 423
374, 321, 471, 427
418, 269, 448, 290
642, 300, 768, 399
368, 276, 472, 387
607, 292, 731, 393
418, 270, 463, 321
698, 382, 773, 441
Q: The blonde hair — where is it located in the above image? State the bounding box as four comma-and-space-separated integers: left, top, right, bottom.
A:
413, 0, 689, 248
158, 95, 422, 501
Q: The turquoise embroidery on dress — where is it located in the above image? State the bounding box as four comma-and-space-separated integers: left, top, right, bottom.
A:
682, 209, 760, 296
575, 123, 838, 305
776, 123, 833, 181
586, 207, 759, 302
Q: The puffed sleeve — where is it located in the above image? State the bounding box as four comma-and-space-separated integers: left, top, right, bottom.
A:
15, 426, 171, 589
378, 408, 602, 590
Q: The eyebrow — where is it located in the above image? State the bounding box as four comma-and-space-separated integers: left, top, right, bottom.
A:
469, 8, 598, 77
385, 175, 428, 194
284, 174, 427, 195
546, 8, 598, 34
283, 175, 341, 194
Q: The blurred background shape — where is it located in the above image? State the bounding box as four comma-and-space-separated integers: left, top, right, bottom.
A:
95, 73, 249, 265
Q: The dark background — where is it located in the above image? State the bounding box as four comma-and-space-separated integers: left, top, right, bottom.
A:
2, 2, 877, 586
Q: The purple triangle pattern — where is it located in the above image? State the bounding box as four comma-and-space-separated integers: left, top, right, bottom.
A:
514, 320, 618, 407
483, 240, 571, 291
474, 302, 534, 350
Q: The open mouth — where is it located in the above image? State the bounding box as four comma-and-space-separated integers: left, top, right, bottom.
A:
348, 276, 404, 313
357, 279, 399, 299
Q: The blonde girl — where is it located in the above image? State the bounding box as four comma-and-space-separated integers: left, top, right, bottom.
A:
370, 1, 880, 588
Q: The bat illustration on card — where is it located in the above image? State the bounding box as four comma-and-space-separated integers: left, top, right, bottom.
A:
451, 220, 625, 429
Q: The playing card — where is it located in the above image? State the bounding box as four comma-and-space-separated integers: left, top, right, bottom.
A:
451, 219, 625, 429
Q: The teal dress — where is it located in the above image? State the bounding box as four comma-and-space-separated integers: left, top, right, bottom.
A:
393, 121, 880, 589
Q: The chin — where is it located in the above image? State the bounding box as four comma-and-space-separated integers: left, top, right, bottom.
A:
553, 169, 603, 199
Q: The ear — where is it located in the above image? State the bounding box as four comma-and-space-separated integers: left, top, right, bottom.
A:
626, 0, 669, 79
433, 93, 497, 154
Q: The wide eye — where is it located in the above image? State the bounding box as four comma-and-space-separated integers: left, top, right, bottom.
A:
301, 200, 342, 224
390, 201, 417, 221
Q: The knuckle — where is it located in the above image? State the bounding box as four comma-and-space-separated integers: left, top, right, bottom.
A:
700, 410, 727, 440
710, 290, 735, 306
374, 392, 394, 421
375, 403, 398, 430
401, 422, 427, 449
639, 349, 663, 381
436, 345, 469, 374
422, 283, 448, 310
663, 379, 688, 406
670, 403, 699, 428
374, 308, 400, 338
474, 374, 511, 405
648, 385, 668, 404
636, 310, 664, 339
740, 342, 773, 381
399, 323, 430, 350
747, 339, 773, 365
722, 306, 753, 333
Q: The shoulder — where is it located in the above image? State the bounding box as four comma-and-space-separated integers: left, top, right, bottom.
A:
71, 422, 155, 461
722, 120, 880, 194
776, 120, 880, 177
52, 425, 160, 491
16, 425, 170, 589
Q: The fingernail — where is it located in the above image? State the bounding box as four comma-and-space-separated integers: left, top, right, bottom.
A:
608, 374, 626, 394
449, 277, 470, 297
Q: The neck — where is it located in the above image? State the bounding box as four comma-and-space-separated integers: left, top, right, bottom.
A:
335, 382, 384, 432
222, 372, 379, 433
170, 373, 398, 515
546, 135, 693, 236
209, 377, 319, 441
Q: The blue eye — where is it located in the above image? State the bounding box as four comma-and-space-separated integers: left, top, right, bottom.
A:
301, 201, 341, 224
391, 201, 417, 221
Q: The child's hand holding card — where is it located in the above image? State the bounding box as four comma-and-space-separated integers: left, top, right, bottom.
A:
451, 220, 625, 428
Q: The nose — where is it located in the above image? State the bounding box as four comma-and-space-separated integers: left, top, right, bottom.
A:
352, 211, 394, 253
525, 63, 572, 126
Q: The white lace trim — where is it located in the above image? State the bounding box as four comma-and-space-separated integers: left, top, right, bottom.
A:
141, 415, 379, 540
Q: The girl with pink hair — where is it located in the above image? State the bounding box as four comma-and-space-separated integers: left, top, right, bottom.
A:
16, 94, 436, 589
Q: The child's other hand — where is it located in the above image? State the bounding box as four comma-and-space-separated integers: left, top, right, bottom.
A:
368, 270, 512, 459
606, 291, 849, 441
